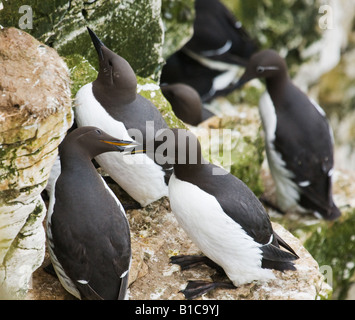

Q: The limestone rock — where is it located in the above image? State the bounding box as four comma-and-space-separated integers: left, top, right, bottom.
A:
0, 27, 72, 299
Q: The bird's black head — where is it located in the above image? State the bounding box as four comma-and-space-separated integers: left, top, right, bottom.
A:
154, 128, 206, 166
235, 49, 287, 88
60, 126, 135, 159
87, 27, 137, 100
160, 83, 203, 126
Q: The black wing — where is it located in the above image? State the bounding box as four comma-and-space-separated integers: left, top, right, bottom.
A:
185, 0, 257, 64
51, 180, 131, 300
274, 86, 337, 218
177, 163, 298, 269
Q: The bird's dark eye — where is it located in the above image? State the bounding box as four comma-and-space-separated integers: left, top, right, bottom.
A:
95, 129, 102, 135
256, 66, 264, 74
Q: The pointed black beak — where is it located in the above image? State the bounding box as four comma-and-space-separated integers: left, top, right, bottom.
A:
100, 139, 135, 152
233, 70, 252, 90
87, 27, 105, 61
202, 72, 250, 101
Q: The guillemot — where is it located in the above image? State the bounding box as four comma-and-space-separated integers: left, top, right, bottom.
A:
160, 0, 257, 102
154, 128, 298, 299
160, 83, 214, 126
46, 126, 134, 300
235, 49, 341, 220
74, 27, 172, 207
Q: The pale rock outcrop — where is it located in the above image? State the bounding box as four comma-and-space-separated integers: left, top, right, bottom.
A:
0, 28, 72, 298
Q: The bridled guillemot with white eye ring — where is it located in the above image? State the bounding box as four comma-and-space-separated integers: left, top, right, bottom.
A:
235, 49, 340, 221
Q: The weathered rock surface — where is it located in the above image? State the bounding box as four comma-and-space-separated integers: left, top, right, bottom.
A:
0, 27, 72, 298
0, 0, 195, 80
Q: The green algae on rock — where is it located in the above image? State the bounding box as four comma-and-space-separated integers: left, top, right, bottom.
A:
161, 0, 195, 59
303, 208, 355, 299
137, 76, 187, 130
0, 0, 163, 79
64, 54, 98, 98
0, 1, 195, 80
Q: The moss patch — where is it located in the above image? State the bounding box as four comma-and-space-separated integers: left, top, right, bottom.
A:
303, 209, 355, 299
64, 54, 97, 98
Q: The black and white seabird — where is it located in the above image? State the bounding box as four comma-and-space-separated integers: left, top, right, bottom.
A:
154, 128, 298, 299
75, 27, 172, 207
46, 126, 134, 300
160, 0, 258, 102
160, 83, 214, 126
236, 49, 341, 220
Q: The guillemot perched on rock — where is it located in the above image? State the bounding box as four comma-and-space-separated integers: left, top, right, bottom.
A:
154, 128, 298, 299
160, 0, 257, 102
46, 126, 134, 300
160, 83, 214, 126
236, 49, 341, 221
74, 27, 172, 207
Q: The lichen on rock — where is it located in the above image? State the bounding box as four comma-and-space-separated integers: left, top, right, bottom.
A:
161, 0, 195, 59
0, 0, 169, 80
0, 27, 72, 299
189, 98, 265, 196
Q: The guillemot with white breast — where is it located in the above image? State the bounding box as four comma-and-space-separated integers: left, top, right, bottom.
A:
74, 27, 172, 207
153, 128, 298, 299
235, 49, 341, 220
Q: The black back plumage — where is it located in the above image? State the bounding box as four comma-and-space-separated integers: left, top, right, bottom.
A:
161, 0, 257, 102
272, 84, 338, 219
184, 0, 257, 63
49, 127, 132, 300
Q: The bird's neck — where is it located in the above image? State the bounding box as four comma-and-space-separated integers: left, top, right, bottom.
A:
59, 146, 95, 176
93, 81, 136, 108
173, 159, 208, 182
265, 72, 290, 104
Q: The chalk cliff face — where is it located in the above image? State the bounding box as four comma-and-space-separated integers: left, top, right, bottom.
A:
0, 27, 73, 298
